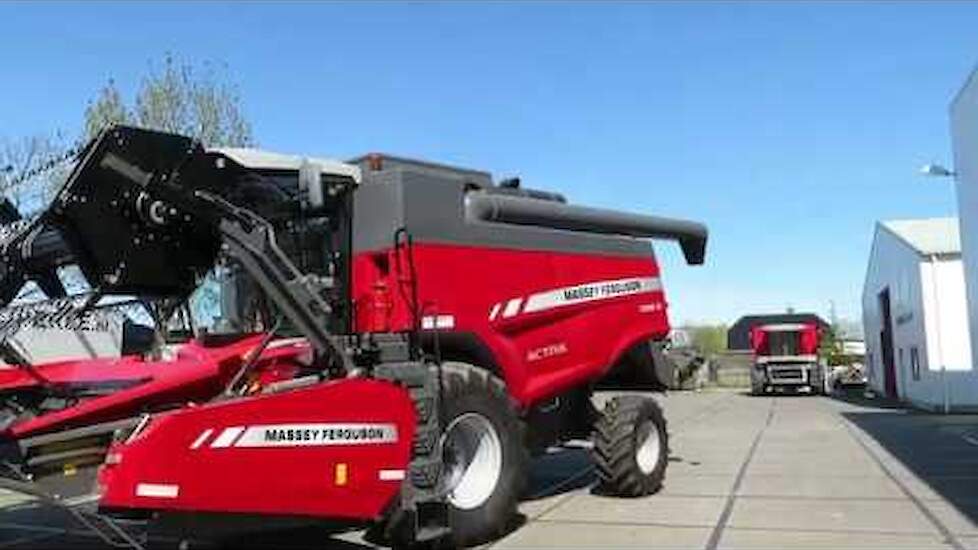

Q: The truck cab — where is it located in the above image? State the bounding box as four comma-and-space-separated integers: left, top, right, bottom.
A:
749, 323, 826, 395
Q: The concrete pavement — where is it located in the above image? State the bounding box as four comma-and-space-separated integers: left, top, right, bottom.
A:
495, 390, 978, 549
2, 390, 978, 548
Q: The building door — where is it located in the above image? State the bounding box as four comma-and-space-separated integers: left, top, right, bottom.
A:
878, 288, 898, 398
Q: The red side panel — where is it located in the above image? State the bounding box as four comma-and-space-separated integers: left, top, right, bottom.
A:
98, 379, 415, 520
750, 327, 768, 355
751, 323, 819, 358
3, 337, 310, 439
800, 324, 819, 355
353, 243, 669, 405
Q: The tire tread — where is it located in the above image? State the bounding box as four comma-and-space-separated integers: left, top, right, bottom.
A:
592, 395, 668, 497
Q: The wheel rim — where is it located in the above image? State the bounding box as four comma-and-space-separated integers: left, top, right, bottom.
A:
635, 420, 661, 475
442, 412, 503, 510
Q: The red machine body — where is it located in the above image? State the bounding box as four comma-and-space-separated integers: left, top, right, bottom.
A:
0, 337, 259, 439
91, 153, 685, 523
353, 243, 667, 406
0, 336, 313, 440
98, 377, 415, 520
96, 247, 667, 522
0, 128, 706, 540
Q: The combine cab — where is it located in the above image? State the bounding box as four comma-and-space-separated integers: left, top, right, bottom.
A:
749, 322, 827, 395
0, 126, 707, 547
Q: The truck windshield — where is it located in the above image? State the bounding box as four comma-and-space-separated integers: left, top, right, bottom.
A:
764, 331, 803, 356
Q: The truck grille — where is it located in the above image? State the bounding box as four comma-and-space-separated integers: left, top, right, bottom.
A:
770, 368, 804, 381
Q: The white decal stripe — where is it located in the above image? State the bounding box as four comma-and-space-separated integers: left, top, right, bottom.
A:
189, 428, 214, 450
523, 277, 661, 314
638, 303, 662, 313
488, 303, 501, 321
502, 298, 523, 318
436, 315, 455, 329
210, 426, 246, 448
136, 483, 179, 498
422, 315, 456, 329
378, 469, 406, 481
233, 423, 399, 447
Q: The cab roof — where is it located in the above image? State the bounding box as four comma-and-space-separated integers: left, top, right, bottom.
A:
212, 147, 361, 183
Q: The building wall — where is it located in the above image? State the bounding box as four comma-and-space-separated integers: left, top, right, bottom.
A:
863, 227, 919, 398
862, 228, 977, 409
951, 69, 978, 373
917, 258, 976, 410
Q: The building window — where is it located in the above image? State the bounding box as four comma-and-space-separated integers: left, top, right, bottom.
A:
911, 347, 921, 381
899, 348, 905, 383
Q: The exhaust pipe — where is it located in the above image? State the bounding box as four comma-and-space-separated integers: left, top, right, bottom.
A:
465, 192, 708, 265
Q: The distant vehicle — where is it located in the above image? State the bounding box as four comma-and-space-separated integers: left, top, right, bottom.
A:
749, 322, 827, 395
830, 363, 868, 389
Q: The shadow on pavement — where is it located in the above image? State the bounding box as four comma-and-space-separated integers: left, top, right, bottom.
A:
0, 449, 602, 549
0, 499, 373, 549
842, 405, 978, 526
832, 386, 905, 409
524, 447, 595, 501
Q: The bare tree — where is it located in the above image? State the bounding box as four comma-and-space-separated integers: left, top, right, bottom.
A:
1, 56, 252, 216
0, 134, 72, 214
85, 55, 253, 147
83, 80, 129, 141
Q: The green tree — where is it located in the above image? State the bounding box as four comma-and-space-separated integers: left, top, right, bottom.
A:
819, 324, 848, 366
686, 324, 728, 356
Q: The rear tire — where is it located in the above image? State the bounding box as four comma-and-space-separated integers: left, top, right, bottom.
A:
439, 363, 528, 547
592, 395, 668, 497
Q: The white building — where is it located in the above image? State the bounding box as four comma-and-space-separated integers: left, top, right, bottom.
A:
862, 218, 975, 411
951, 69, 978, 374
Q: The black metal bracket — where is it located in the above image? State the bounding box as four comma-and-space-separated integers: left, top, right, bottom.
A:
197, 191, 351, 373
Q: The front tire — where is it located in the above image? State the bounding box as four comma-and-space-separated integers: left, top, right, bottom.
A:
439, 363, 528, 547
592, 395, 668, 497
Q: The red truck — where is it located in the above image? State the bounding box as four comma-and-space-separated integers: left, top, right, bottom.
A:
749, 322, 827, 395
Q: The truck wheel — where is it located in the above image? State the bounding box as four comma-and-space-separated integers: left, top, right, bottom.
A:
439, 363, 528, 547
592, 395, 668, 497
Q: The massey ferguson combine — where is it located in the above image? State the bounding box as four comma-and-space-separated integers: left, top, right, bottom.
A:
0, 126, 707, 548
749, 322, 827, 395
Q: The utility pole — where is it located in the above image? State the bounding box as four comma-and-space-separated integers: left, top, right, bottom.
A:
930, 254, 950, 415
919, 162, 957, 414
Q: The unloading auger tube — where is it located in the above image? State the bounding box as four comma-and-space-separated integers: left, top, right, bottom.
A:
464, 191, 708, 265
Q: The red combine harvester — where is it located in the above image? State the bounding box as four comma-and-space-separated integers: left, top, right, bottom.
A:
0, 126, 707, 547
749, 322, 827, 395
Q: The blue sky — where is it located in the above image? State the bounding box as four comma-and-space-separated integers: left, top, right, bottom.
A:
2, 1, 976, 325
